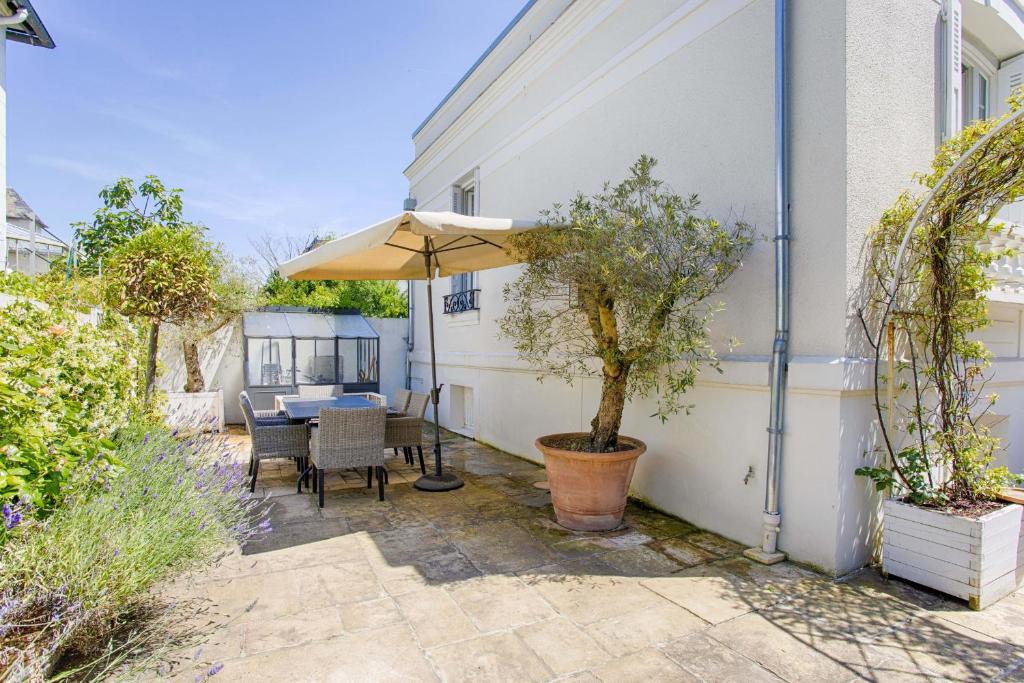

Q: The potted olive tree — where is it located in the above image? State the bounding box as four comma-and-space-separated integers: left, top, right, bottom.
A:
857, 100, 1024, 609
500, 156, 752, 531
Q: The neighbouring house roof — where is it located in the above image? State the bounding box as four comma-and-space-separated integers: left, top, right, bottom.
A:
7, 187, 49, 230
3, 1, 53, 49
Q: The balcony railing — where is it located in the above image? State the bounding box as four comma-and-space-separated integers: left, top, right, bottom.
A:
443, 289, 480, 314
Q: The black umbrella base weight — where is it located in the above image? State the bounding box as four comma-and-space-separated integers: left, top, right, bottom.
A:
414, 472, 465, 492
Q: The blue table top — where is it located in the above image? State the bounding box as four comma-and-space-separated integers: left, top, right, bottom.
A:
283, 395, 376, 421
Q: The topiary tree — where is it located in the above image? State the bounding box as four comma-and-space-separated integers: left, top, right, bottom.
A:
73, 176, 185, 276
856, 95, 1024, 506
500, 156, 753, 452
102, 225, 220, 401
179, 259, 257, 393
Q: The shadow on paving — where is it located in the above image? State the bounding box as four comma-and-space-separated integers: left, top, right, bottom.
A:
162, 426, 1024, 682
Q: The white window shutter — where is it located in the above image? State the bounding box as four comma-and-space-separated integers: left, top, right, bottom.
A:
943, 0, 963, 140
996, 53, 1024, 117
451, 186, 462, 214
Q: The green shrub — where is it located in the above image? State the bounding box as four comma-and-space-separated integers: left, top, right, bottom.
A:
0, 424, 270, 680
0, 274, 144, 520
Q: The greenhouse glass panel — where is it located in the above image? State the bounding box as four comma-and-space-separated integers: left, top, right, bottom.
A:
295, 339, 337, 384
246, 337, 293, 386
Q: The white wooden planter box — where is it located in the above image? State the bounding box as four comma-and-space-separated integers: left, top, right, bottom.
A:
165, 389, 225, 434
882, 498, 1024, 610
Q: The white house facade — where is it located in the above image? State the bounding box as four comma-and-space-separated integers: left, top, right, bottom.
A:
0, 1, 53, 273
404, 0, 1024, 575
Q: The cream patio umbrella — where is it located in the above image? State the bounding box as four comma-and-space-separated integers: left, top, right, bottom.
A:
279, 210, 542, 491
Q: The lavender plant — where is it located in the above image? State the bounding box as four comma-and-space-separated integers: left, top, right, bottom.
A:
0, 424, 271, 681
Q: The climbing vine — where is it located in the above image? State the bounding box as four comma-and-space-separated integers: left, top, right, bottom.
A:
857, 94, 1024, 506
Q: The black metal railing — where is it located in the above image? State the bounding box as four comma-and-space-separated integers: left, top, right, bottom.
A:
443, 289, 480, 314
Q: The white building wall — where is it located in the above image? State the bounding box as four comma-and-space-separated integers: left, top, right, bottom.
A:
0, 30, 8, 272
406, 0, 1024, 574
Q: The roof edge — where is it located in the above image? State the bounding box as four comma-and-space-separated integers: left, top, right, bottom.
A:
412, 0, 537, 138
6, 1, 55, 49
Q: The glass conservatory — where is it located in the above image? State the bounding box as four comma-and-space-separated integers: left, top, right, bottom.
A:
242, 307, 380, 410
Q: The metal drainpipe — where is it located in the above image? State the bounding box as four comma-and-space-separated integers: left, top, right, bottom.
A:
746, 0, 789, 565
0, 8, 28, 27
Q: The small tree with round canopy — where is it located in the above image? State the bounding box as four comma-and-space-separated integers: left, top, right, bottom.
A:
103, 225, 221, 401
500, 156, 753, 453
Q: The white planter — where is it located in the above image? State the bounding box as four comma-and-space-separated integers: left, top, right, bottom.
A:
882, 498, 1024, 610
165, 389, 225, 434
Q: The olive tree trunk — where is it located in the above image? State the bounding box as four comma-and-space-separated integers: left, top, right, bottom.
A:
183, 338, 205, 393
590, 366, 629, 451
145, 322, 159, 402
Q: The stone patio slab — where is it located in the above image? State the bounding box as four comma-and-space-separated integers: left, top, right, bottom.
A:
157, 427, 1024, 682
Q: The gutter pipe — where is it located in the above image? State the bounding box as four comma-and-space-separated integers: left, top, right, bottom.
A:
0, 8, 29, 26
746, 0, 789, 565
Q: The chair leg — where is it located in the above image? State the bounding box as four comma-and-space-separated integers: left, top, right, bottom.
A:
367, 466, 373, 489
405, 447, 413, 465
317, 470, 325, 508
376, 465, 385, 502
247, 454, 254, 476
303, 458, 311, 490
417, 446, 425, 475
393, 447, 399, 458
312, 464, 318, 493
383, 467, 389, 485
249, 459, 259, 493
297, 465, 312, 494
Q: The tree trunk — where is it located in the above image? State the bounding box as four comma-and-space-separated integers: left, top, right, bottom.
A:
145, 322, 159, 402
590, 367, 629, 452
183, 338, 205, 393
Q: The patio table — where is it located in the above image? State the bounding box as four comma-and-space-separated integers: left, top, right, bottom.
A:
282, 395, 377, 421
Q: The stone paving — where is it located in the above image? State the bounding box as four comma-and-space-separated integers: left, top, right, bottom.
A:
163, 428, 1024, 682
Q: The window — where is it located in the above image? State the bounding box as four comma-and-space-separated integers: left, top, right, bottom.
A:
450, 176, 478, 296
246, 338, 293, 386
962, 63, 992, 125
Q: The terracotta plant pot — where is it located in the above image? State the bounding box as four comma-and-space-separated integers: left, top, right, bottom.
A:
535, 432, 646, 532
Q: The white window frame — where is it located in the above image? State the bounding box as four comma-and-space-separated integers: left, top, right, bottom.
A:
450, 171, 479, 295
962, 40, 998, 126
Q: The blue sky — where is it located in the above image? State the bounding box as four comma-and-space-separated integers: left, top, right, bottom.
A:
7, 1, 524, 258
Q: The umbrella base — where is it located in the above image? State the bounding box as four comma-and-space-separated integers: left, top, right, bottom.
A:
414, 472, 465, 492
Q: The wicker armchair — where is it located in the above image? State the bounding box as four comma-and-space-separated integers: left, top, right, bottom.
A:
298, 384, 346, 399
239, 391, 289, 424
301, 407, 388, 506
240, 396, 310, 492
385, 391, 430, 474
390, 389, 412, 415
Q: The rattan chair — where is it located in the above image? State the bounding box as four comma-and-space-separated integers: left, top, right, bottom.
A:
385, 391, 429, 474
301, 406, 388, 506
239, 391, 289, 424
298, 384, 346, 399
240, 395, 310, 492
390, 389, 412, 415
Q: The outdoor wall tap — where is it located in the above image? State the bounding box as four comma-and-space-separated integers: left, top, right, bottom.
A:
743, 466, 754, 485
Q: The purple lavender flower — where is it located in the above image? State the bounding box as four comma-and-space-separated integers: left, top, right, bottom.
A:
208, 663, 224, 677
2, 504, 21, 530
143, 486, 149, 496
259, 519, 272, 532
143, 434, 150, 444
113, 549, 119, 557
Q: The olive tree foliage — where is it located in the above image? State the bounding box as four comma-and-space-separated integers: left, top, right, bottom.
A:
856, 95, 1024, 506
73, 176, 185, 275
500, 156, 753, 452
102, 226, 221, 401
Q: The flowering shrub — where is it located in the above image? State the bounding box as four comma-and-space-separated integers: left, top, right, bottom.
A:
0, 424, 270, 680
0, 273, 143, 522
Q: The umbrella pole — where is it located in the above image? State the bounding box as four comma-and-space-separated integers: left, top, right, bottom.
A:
414, 241, 465, 492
